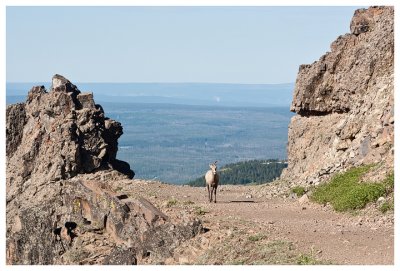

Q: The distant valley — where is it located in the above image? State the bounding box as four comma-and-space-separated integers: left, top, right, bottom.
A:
6, 82, 294, 184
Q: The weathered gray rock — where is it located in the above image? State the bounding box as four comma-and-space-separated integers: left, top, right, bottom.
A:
298, 194, 309, 205
282, 6, 394, 187
376, 197, 386, 206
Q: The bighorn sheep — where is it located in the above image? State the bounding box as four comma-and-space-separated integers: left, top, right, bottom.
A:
205, 161, 219, 203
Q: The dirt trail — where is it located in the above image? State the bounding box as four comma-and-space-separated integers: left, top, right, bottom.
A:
202, 199, 393, 265
111, 180, 394, 265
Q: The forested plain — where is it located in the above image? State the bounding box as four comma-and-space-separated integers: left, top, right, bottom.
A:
102, 102, 292, 184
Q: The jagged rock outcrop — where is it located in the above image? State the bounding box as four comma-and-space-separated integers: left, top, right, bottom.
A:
7, 74, 134, 183
6, 75, 203, 264
281, 6, 394, 186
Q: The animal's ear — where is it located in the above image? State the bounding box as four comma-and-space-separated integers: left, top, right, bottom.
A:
214, 161, 218, 164
209, 164, 212, 167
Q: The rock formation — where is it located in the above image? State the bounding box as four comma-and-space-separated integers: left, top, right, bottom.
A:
281, 6, 394, 186
7, 74, 134, 183
6, 75, 203, 264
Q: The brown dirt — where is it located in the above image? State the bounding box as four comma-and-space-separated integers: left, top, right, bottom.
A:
109, 179, 394, 265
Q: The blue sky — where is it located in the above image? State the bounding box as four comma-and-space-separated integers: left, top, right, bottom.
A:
7, 6, 361, 83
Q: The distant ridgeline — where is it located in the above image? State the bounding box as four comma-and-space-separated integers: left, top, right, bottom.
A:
187, 159, 287, 186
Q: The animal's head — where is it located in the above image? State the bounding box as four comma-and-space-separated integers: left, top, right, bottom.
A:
209, 161, 218, 175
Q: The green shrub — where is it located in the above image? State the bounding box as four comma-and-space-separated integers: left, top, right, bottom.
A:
379, 201, 394, 213
383, 172, 394, 194
297, 254, 318, 265
194, 206, 208, 215
296, 246, 332, 265
166, 198, 178, 207
311, 165, 390, 212
291, 186, 306, 197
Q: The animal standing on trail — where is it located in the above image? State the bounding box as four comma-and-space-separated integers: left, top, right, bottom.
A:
205, 161, 219, 203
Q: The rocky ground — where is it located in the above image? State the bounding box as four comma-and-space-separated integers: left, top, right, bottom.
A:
107, 178, 394, 265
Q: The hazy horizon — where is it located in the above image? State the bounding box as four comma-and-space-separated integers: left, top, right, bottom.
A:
7, 6, 361, 84
6, 81, 295, 108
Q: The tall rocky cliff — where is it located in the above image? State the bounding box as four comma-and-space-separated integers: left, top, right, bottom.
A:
6, 75, 203, 264
281, 6, 394, 186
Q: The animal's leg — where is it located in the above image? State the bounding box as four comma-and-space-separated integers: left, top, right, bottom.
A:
214, 186, 217, 203
207, 184, 211, 202
210, 186, 214, 203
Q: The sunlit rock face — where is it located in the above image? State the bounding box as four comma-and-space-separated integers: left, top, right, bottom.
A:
282, 6, 394, 186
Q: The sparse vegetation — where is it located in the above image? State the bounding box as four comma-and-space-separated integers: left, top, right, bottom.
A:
183, 200, 195, 205
291, 186, 306, 197
231, 260, 245, 265
115, 186, 124, 192
296, 254, 315, 265
383, 172, 394, 195
311, 165, 393, 212
296, 254, 320, 265
197, 236, 298, 265
147, 191, 157, 198
379, 200, 394, 213
248, 233, 266, 242
296, 246, 330, 265
165, 198, 178, 207
194, 206, 208, 215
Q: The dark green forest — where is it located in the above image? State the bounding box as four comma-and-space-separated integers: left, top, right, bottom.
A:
187, 159, 287, 187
